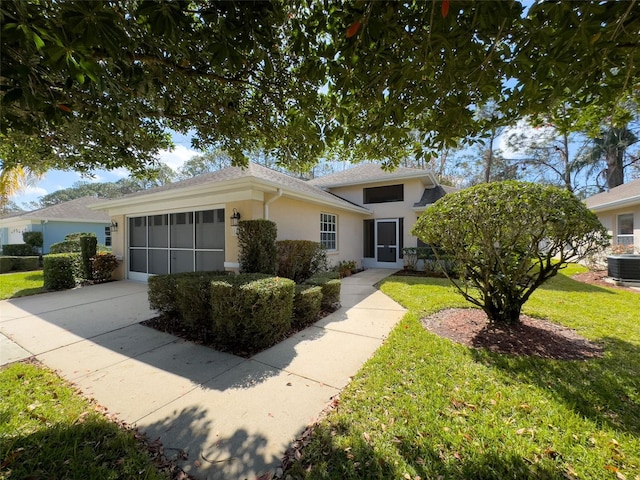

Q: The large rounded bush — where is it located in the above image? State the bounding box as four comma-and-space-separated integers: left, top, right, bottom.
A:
412, 181, 609, 324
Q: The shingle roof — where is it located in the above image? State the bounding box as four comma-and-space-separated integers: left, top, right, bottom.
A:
97, 163, 371, 213
11, 197, 110, 222
585, 178, 640, 210
413, 185, 458, 207
307, 163, 436, 188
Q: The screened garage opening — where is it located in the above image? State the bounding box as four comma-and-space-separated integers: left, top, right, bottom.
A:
128, 208, 225, 280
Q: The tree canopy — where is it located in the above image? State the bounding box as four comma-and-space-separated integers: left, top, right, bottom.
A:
412, 181, 610, 324
1, 0, 639, 176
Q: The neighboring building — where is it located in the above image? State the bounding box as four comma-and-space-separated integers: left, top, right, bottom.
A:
92, 162, 454, 281
585, 179, 640, 252
0, 197, 112, 254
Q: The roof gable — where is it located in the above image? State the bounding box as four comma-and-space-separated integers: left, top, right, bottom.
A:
307, 163, 437, 188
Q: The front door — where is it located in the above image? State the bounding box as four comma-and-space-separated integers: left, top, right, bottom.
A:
376, 219, 398, 264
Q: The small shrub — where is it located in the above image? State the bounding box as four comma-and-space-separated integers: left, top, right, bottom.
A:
335, 259, 357, 277
210, 275, 294, 353
293, 285, 323, 329
2, 244, 34, 256
0, 256, 39, 273
304, 274, 341, 310
402, 247, 418, 270
237, 219, 277, 274
276, 240, 327, 284
49, 240, 81, 254
80, 236, 98, 280
22, 231, 43, 250
43, 254, 79, 290
91, 253, 118, 282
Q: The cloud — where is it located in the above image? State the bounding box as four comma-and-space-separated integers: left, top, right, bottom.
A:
21, 186, 48, 196
157, 145, 200, 171
498, 119, 555, 159
109, 167, 130, 179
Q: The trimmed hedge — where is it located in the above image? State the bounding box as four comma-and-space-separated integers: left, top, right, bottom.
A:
276, 240, 327, 284
237, 219, 277, 274
43, 253, 79, 290
148, 270, 230, 315
0, 256, 39, 273
304, 273, 341, 310
210, 275, 295, 352
80, 236, 98, 280
2, 244, 34, 256
293, 285, 323, 329
49, 240, 81, 254
175, 272, 232, 330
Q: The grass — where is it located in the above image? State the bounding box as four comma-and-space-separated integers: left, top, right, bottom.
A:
0, 362, 167, 479
284, 264, 640, 479
0, 271, 44, 300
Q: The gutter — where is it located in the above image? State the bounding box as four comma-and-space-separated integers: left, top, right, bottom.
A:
588, 196, 640, 212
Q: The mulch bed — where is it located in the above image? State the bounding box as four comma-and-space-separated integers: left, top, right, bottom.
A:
571, 269, 639, 292
421, 308, 603, 360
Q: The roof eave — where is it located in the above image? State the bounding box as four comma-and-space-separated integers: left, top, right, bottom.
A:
588, 196, 640, 212
91, 175, 372, 215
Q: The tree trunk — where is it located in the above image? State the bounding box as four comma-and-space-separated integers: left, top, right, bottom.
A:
605, 147, 624, 189
483, 297, 522, 325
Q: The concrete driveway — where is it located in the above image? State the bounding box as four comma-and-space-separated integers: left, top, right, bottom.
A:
0, 270, 406, 479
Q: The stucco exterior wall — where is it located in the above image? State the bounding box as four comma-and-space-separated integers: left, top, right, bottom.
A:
327, 178, 428, 250
224, 199, 265, 270
595, 205, 640, 252
268, 196, 367, 269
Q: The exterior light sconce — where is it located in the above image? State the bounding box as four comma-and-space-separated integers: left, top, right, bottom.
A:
110, 220, 118, 233
230, 208, 241, 235
230, 208, 241, 227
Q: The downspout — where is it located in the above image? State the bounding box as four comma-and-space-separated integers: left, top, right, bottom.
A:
264, 188, 283, 220
41, 220, 48, 254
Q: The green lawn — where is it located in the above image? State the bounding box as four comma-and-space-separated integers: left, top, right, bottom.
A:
0, 362, 167, 479
0, 271, 44, 300
284, 264, 640, 479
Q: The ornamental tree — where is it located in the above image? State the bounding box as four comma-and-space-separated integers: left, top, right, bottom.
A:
412, 182, 609, 324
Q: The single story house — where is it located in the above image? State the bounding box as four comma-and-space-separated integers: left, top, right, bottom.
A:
92, 162, 455, 281
585, 178, 640, 252
0, 196, 112, 254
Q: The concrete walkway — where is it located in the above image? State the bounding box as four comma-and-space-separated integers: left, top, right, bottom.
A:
0, 270, 405, 479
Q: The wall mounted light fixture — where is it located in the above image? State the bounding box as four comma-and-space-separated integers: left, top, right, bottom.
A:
230, 208, 241, 227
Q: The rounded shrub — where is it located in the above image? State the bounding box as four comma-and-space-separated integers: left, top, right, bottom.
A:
210, 274, 294, 353
304, 273, 341, 310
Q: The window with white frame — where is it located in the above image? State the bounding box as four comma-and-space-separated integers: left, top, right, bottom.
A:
104, 226, 112, 247
320, 213, 337, 250
617, 213, 634, 247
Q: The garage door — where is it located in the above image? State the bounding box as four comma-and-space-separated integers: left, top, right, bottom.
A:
128, 208, 225, 281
